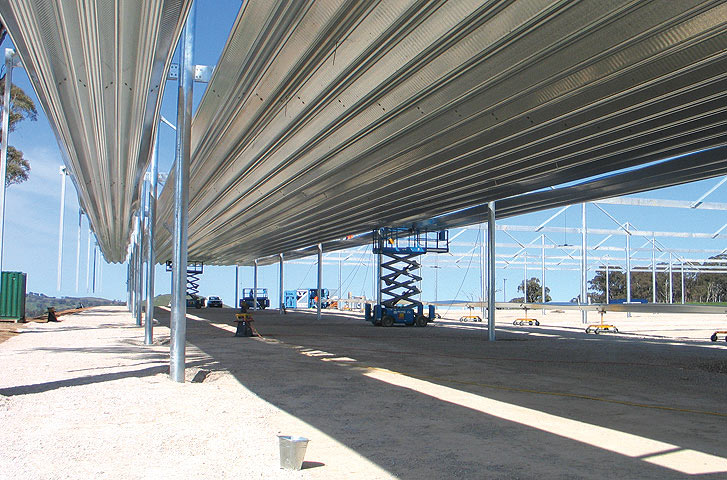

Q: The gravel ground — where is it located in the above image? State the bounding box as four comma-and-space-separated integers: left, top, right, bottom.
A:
1, 305, 726, 479
0, 307, 392, 480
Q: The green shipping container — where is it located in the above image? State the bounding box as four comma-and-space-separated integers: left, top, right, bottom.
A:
0, 271, 26, 322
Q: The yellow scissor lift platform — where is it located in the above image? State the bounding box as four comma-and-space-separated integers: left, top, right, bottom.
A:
585, 310, 619, 334
458, 305, 482, 322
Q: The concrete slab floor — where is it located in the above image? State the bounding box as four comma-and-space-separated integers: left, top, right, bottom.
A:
1, 305, 726, 479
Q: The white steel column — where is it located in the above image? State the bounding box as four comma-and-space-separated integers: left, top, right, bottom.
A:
234, 265, 239, 309
75, 210, 82, 292
487, 201, 496, 341
651, 233, 656, 303
317, 243, 322, 320
170, 5, 195, 383
57, 166, 67, 291
681, 262, 685, 304
253, 259, 258, 310
580, 203, 587, 323
135, 210, 144, 326
668, 253, 673, 304
541, 234, 546, 314
605, 264, 610, 304
0, 49, 16, 272
86, 227, 92, 291
480, 221, 486, 321
145, 139, 159, 345
626, 223, 632, 303
279, 253, 284, 313
523, 253, 527, 302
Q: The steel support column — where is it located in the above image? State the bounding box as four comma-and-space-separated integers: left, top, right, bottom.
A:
541, 234, 546, 314
480, 222, 486, 321
57, 167, 67, 291
75, 210, 82, 292
669, 253, 673, 304
135, 179, 148, 327
234, 264, 239, 310
253, 259, 258, 310
279, 253, 284, 313
170, 5, 195, 383
145, 138, 159, 345
317, 243, 322, 320
626, 223, 632, 306
681, 263, 685, 304
581, 203, 587, 323
0, 49, 15, 273
606, 264, 610, 304
487, 202, 496, 341
651, 233, 656, 303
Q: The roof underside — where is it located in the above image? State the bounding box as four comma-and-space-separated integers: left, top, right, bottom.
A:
4, 1, 727, 266
153, 0, 727, 266
0, 0, 192, 262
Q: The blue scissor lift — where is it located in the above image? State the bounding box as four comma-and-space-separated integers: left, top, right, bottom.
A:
366, 228, 448, 327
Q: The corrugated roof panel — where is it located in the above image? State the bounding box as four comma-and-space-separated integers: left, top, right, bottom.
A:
146, 1, 727, 265
0, 0, 191, 262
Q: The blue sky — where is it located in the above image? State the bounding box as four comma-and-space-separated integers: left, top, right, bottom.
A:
2, 1, 725, 307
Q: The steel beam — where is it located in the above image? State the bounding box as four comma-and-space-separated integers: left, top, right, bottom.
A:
170, 6, 195, 383
581, 203, 587, 323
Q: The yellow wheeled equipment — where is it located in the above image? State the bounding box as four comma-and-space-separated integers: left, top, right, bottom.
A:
586, 310, 619, 334
710, 331, 727, 342
512, 307, 539, 326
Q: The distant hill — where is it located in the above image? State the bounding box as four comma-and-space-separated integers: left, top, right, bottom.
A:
25, 292, 125, 318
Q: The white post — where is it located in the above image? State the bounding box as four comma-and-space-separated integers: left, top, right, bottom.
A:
253, 259, 258, 310
317, 243, 323, 320
651, 233, 656, 303
580, 203, 587, 323
541, 234, 546, 314
145, 139, 159, 345
681, 262, 685, 304
487, 202, 496, 341
234, 264, 239, 309
0, 48, 16, 273
669, 253, 673, 304
57, 166, 68, 291
606, 263, 610, 304
279, 253, 284, 313
170, 5, 195, 383
75, 210, 82, 292
86, 227, 92, 292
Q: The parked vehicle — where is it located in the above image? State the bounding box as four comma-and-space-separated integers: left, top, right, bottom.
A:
241, 288, 270, 310
207, 296, 223, 308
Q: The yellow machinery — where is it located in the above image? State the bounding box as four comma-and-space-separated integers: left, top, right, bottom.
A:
710, 331, 727, 342
512, 306, 539, 326
459, 305, 482, 322
585, 310, 619, 334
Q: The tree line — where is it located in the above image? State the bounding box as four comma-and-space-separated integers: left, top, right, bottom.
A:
588, 254, 727, 303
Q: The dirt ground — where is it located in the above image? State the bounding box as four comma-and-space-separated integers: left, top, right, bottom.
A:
1, 305, 726, 479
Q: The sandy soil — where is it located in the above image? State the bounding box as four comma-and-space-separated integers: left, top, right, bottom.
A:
1, 305, 726, 479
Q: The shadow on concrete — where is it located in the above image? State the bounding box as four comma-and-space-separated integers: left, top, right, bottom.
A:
147, 306, 727, 479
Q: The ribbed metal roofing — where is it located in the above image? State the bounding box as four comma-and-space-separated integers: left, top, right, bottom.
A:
151, 0, 727, 266
0, 0, 192, 262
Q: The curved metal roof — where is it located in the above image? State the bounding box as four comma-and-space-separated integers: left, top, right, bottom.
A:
151, 0, 727, 266
0, 0, 192, 262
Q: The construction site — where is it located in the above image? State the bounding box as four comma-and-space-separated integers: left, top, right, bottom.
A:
1, 1, 727, 478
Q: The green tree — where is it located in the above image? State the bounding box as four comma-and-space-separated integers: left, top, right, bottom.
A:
514, 277, 551, 303
0, 24, 37, 186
